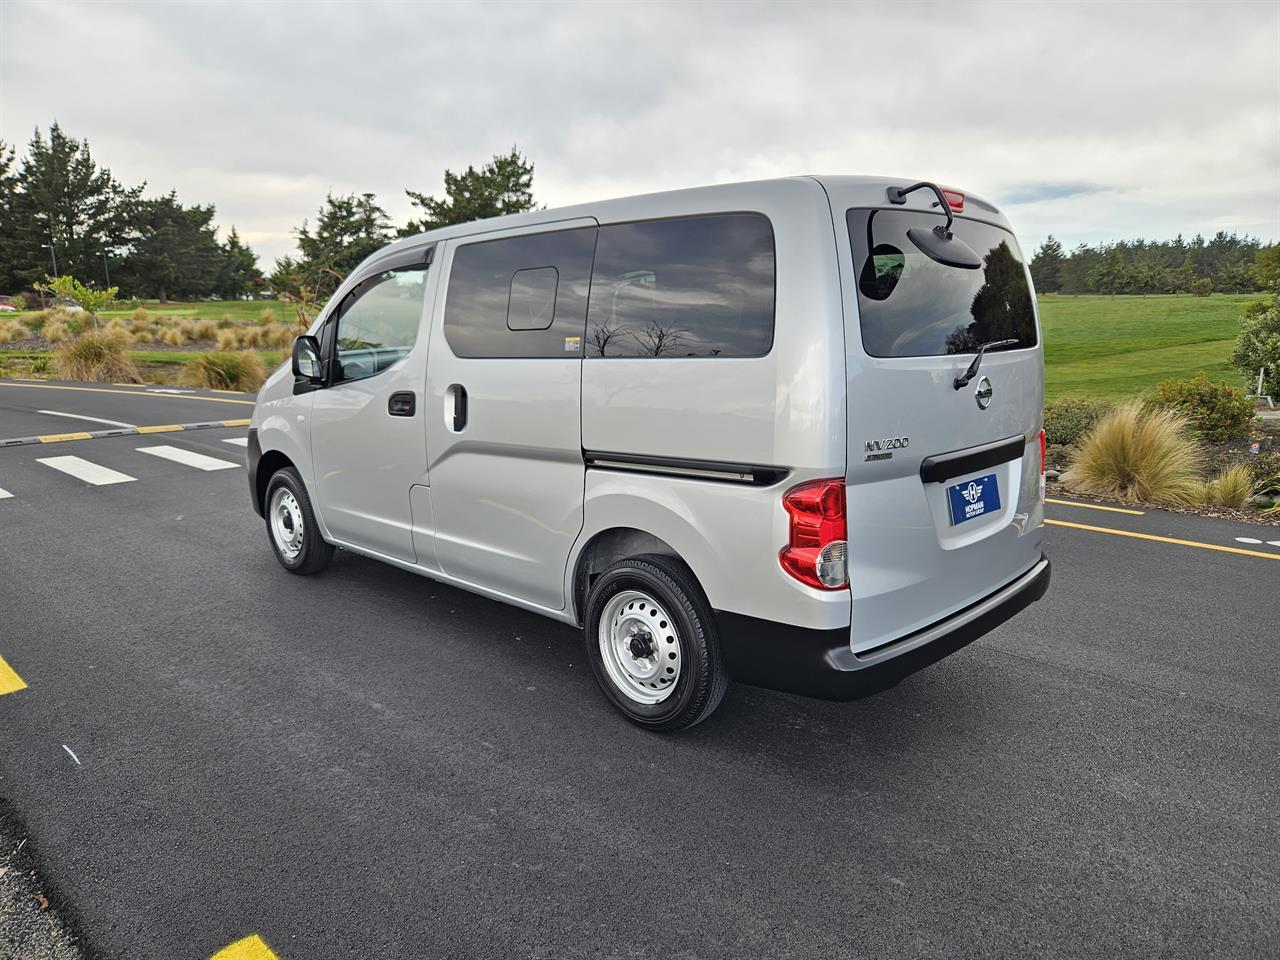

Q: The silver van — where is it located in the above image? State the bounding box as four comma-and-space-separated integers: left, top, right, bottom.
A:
248, 176, 1050, 730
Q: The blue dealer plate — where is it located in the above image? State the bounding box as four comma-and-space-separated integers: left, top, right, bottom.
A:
947, 473, 1001, 525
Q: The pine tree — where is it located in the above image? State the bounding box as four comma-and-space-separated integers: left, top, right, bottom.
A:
216, 227, 262, 299
403, 147, 535, 235
1029, 235, 1065, 293
2, 123, 141, 290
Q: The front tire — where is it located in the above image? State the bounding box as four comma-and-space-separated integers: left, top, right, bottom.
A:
583, 554, 727, 731
264, 467, 334, 575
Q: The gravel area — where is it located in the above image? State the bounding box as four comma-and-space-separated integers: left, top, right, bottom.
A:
0, 802, 90, 960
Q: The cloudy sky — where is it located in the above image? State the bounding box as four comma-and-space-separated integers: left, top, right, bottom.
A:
2, 0, 1277, 265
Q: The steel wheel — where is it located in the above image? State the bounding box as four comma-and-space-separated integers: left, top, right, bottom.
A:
269, 486, 305, 561
598, 589, 682, 704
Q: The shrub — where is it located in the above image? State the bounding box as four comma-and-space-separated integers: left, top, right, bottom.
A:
1231, 291, 1280, 398
215, 329, 240, 351
259, 308, 276, 325
104, 318, 135, 343
27, 356, 49, 374
131, 307, 152, 325
180, 351, 267, 391
8, 294, 26, 311
1190, 277, 1213, 297
53, 330, 141, 383
0, 319, 33, 343
1062, 402, 1203, 504
160, 327, 187, 346
1203, 464, 1254, 507
1144, 372, 1254, 442
1249, 453, 1280, 495
1044, 398, 1113, 447
43, 319, 72, 343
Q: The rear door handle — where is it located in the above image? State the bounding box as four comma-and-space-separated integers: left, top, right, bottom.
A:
388, 391, 415, 417
449, 384, 468, 432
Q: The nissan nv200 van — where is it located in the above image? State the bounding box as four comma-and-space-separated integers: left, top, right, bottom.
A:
247, 176, 1050, 731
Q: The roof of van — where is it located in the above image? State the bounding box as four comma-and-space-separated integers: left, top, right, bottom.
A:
373, 174, 1008, 260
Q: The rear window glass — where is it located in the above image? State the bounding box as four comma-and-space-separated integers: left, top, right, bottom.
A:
847, 208, 1037, 357
586, 213, 775, 358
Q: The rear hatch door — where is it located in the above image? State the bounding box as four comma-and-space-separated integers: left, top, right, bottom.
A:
822, 181, 1045, 653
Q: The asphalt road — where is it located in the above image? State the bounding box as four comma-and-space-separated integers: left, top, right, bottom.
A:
0, 379, 1277, 960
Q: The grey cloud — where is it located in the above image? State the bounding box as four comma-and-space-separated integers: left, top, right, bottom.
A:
2, 0, 1276, 265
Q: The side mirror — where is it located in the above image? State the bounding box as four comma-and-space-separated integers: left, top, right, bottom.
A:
291, 335, 324, 382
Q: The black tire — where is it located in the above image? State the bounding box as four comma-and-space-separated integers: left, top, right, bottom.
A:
582, 554, 728, 731
264, 467, 334, 575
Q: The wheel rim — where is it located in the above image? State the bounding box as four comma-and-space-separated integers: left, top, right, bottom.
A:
269, 487, 305, 560
598, 589, 682, 705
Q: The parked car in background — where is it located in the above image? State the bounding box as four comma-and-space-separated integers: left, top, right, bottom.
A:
248, 175, 1050, 731
0, 296, 19, 312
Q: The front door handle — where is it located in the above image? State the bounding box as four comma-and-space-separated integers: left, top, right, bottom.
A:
388, 391, 415, 417
449, 384, 468, 432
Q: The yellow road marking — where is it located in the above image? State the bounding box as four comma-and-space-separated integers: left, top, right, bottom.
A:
0, 382, 254, 405
221, 419, 251, 427
210, 934, 278, 960
38, 432, 94, 443
136, 424, 182, 434
1046, 518, 1280, 560
1046, 498, 1145, 516
0, 655, 28, 696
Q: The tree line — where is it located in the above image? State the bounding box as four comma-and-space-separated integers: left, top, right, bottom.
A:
1029, 232, 1277, 297
0, 122, 536, 308
0, 124, 262, 301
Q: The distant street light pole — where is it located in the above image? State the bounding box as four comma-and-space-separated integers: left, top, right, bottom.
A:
101, 250, 111, 287
41, 242, 58, 277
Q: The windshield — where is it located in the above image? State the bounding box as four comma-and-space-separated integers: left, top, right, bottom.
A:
847, 208, 1037, 358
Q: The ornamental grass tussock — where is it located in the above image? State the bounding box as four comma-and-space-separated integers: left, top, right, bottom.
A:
1062, 401, 1203, 505
180, 351, 267, 392
53, 329, 142, 383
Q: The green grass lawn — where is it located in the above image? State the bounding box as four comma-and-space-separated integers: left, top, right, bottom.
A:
1039, 293, 1257, 401
93, 299, 298, 324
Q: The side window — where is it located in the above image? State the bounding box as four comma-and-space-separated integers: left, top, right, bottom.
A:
333, 266, 428, 383
585, 213, 775, 358
443, 227, 597, 358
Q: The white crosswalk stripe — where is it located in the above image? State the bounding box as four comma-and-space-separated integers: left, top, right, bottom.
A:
37, 456, 136, 486
222, 437, 249, 447
137, 445, 239, 471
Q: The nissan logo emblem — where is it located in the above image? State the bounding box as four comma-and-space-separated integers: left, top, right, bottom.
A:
974, 376, 993, 410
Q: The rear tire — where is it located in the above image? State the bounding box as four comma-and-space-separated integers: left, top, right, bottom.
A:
583, 554, 728, 731
264, 467, 334, 575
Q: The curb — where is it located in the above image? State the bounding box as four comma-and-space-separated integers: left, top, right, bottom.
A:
0, 419, 251, 449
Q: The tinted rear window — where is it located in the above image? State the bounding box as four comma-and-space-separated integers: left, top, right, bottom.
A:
847, 208, 1037, 358
586, 213, 775, 358
443, 227, 596, 359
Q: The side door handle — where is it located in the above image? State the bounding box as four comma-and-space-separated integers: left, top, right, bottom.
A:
449, 384, 468, 432
388, 391, 416, 417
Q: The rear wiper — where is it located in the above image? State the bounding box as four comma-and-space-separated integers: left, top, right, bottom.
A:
953, 339, 1019, 390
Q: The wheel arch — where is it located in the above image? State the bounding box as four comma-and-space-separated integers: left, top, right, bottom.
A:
254, 449, 296, 515
570, 527, 695, 627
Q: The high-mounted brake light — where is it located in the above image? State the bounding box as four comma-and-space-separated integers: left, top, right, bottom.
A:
779, 479, 848, 590
940, 187, 964, 212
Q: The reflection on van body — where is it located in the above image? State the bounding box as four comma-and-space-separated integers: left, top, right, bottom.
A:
247, 176, 1050, 732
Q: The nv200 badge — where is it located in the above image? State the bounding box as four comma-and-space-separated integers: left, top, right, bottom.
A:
864, 437, 908, 461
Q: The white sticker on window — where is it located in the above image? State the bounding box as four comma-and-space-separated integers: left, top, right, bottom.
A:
564, 336, 582, 352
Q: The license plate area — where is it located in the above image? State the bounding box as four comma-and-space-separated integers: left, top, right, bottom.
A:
947, 473, 1001, 525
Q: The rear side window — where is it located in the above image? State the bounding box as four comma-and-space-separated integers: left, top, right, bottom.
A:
443, 227, 597, 358
847, 208, 1037, 357
585, 213, 775, 358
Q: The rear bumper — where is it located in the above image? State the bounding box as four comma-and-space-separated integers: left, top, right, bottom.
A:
715, 556, 1050, 701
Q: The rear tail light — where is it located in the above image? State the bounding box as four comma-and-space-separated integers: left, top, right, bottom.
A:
940, 187, 965, 212
779, 479, 848, 590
